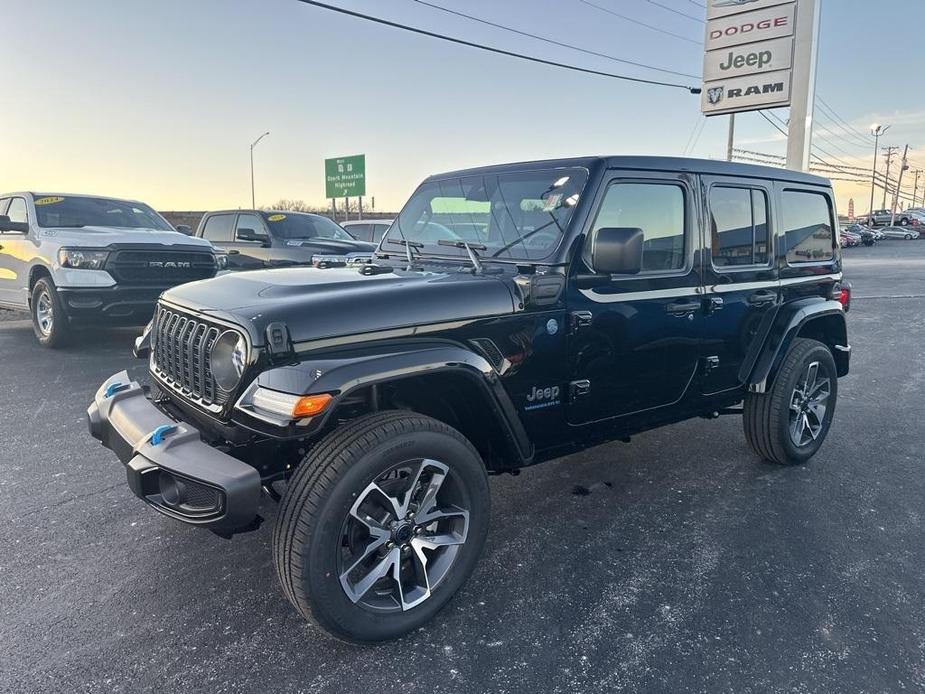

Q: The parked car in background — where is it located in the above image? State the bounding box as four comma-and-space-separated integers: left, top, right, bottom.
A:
0, 192, 217, 346
843, 223, 877, 246
879, 226, 921, 240
839, 229, 860, 247
341, 219, 394, 244
896, 209, 925, 226
864, 209, 894, 226
196, 209, 376, 271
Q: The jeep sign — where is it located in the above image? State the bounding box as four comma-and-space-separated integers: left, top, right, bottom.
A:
702, 0, 798, 116
703, 35, 794, 81
701, 69, 792, 115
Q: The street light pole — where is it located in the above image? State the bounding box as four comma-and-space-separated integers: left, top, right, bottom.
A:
250, 131, 270, 209
868, 124, 888, 221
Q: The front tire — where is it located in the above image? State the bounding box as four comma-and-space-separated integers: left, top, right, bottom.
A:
31, 277, 72, 348
744, 338, 838, 465
273, 411, 490, 643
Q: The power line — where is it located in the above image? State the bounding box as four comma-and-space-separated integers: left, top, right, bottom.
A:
644, 0, 703, 23
409, 0, 699, 79
294, 0, 701, 92
816, 96, 876, 146
576, 0, 702, 44
758, 110, 787, 136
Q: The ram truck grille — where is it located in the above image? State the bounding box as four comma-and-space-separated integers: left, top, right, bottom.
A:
151, 306, 235, 408
106, 250, 215, 285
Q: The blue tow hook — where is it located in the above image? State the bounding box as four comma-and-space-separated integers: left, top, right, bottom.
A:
104, 382, 130, 399
149, 424, 178, 446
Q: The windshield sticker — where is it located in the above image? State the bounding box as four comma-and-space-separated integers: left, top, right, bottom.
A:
267, 214, 286, 222
542, 194, 562, 212
34, 196, 65, 206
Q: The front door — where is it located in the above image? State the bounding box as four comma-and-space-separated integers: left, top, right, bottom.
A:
699, 176, 780, 395
0, 197, 32, 308
567, 172, 704, 424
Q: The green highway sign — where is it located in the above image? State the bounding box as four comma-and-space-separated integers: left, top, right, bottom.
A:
325, 154, 366, 198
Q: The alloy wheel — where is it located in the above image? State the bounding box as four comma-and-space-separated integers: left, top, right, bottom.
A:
789, 361, 831, 447
338, 458, 470, 612
36, 290, 54, 336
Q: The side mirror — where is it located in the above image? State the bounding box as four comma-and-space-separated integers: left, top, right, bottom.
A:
176, 224, 192, 236
0, 215, 28, 233
237, 227, 269, 244
590, 227, 644, 275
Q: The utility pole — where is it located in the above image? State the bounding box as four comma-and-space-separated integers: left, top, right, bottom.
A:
890, 145, 909, 226
868, 125, 888, 222
882, 146, 899, 209
726, 114, 735, 162
912, 170, 922, 208
785, 0, 821, 171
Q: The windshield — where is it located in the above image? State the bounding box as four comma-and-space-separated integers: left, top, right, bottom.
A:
33, 195, 173, 230
261, 212, 354, 240
384, 167, 588, 262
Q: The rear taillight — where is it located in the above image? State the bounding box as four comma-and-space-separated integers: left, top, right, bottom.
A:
835, 283, 852, 312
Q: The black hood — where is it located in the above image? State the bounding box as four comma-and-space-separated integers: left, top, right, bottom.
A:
162, 264, 518, 346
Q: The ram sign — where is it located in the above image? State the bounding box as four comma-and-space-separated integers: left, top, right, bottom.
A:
702, 0, 797, 116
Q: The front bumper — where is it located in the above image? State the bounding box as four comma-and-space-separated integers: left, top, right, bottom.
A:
87, 371, 261, 535
57, 286, 167, 325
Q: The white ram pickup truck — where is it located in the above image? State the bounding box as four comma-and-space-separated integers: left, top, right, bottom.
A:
0, 192, 217, 346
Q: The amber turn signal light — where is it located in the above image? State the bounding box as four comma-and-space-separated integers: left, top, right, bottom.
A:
292, 393, 333, 418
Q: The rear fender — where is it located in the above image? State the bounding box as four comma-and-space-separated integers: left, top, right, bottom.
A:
747, 299, 849, 392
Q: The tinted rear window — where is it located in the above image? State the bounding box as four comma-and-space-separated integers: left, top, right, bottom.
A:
782, 190, 835, 264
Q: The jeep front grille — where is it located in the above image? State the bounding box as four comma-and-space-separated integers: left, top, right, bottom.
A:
151, 306, 236, 408
106, 250, 215, 286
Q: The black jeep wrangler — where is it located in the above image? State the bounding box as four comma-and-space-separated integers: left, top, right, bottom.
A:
88, 157, 851, 642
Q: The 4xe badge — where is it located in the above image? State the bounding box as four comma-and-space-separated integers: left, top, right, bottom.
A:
525, 385, 560, 411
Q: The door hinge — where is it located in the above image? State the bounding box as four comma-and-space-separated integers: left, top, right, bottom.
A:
570, 379, 591, 399
569, 311, 593, 333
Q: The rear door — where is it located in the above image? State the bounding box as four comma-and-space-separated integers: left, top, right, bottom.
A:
699, 177, 779, 395
567, 171, 704, 424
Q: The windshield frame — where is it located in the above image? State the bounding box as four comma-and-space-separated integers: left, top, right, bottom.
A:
33, 195, 174, 231
380, 166, 591, 265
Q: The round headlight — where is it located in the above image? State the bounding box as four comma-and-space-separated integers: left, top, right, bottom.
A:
211, 330, 247, 391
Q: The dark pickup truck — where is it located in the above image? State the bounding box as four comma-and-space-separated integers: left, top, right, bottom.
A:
89, 156, 850, 642
195, 209, 376, 271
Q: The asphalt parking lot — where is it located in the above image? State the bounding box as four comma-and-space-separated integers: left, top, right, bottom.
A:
1, 241, 924, 694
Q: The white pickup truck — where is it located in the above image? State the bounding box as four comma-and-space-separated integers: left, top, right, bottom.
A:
0, 192, 217, 346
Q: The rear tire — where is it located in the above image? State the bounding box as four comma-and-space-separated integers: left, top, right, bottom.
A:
31, 277, 72, 348
744, 338, 837, 465
273, 411, 490, 643
905, 234, 913, 240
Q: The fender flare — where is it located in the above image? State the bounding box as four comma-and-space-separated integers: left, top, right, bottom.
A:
250, 340, 534, 464
746, 299, 848, 391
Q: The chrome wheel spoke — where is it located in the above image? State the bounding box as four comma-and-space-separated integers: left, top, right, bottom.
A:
790, 411, 806, 445
396, 544, 432, 610
803, 362, 820, 396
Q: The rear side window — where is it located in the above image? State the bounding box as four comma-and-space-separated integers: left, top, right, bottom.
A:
202, 214, 234, 242
346, 223, 371, 241
7, 198, 28, 224
782, 191, 835, 264
710, 187, 770, 268
0, 198, 9, 215
592, 182, 686, 273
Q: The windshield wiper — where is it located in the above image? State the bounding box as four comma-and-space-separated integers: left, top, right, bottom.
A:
386, 238, 424, 264
438, 239, 486, 273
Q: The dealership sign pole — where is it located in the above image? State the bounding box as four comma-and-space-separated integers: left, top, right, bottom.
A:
702, 0, 820, 172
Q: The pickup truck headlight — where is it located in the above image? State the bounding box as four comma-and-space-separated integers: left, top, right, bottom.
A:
58, 248, 109, 270
211, 331, 247, 391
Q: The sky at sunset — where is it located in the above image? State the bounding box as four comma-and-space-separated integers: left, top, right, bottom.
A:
3, 0, 924, 214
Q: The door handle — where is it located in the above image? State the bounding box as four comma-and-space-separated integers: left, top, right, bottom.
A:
748, 290, 778, 306
666, 300, 701, 315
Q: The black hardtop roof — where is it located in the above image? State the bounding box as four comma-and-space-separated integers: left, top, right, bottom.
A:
425, 156, 830, 187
